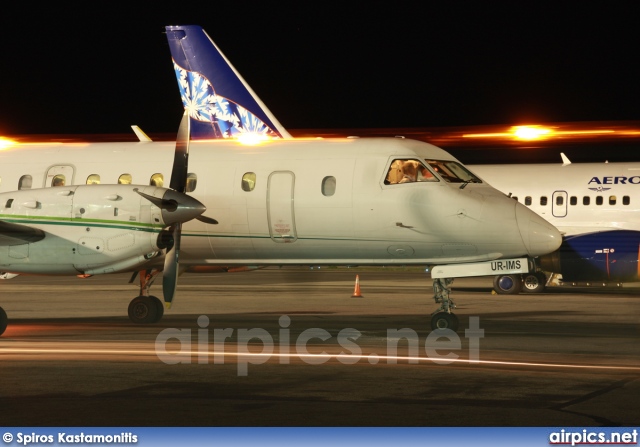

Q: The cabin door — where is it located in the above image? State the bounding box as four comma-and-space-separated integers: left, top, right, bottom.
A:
552, 190, 568, 218
267, 171, 297, 242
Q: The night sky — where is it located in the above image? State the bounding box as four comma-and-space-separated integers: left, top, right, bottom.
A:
2, 2, 639, 136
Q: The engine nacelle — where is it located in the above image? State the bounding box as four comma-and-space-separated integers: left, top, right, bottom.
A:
0, 184, 179, 275
538, 230, 640, 282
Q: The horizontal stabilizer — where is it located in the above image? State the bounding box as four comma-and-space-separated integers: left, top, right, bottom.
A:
131, 125, 152, 142
0, 220, 45, 246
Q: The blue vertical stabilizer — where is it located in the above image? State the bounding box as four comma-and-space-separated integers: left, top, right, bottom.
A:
166, 25, 291, 140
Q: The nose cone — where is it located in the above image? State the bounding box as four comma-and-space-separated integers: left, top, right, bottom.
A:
515, 203, 562, 256
161, 189, 206, 226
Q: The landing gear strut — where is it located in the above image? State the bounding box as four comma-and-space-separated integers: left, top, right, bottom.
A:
430, 278, 459, 331
127, 269, 165, 324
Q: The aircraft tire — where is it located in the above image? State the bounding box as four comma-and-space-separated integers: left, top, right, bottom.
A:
430, 312, 459, 331
128, 296, 159, 324
522, 272, 546, 293
0, 307, 7, 336
149, 295, 165, 323
493, 274, 523, 295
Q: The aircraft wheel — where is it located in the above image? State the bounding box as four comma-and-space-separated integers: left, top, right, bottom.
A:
522, 272, 546, 293
148, 295, 165, 323
0, 307, 7, 336
430, 312, 459, 331
128, 296, 159, 324
493, 274, 523, 295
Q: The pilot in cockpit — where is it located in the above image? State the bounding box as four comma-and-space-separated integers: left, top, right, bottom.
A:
398, 161, 418, 183
386, 159, 437, 184
417, 165, 434, 181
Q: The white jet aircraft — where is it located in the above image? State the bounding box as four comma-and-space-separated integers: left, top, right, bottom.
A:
0, 25, 561, 336
471, 155, 640, 293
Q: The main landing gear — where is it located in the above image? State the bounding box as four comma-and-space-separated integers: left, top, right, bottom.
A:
493, 271, 546, 294
430, 277, 459, 331
127, 269, 165, 324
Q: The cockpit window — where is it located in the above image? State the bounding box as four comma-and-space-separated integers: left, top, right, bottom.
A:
425, 160, 482, 184
385, 159, 439, 184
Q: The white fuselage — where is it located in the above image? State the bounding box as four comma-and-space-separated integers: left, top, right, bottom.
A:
471, 162, 640, 236
0, 137, 559, 274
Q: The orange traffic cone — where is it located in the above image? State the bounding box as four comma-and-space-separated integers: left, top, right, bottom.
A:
351, 274, 363, 298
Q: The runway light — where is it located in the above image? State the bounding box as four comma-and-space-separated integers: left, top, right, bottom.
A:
0, 136, 17, 149
237, 133, 269, 145
511, 125, 552, 140
460, 123, 623, 144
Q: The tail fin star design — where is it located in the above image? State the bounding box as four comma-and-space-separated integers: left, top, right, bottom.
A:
166, 25, 291, 140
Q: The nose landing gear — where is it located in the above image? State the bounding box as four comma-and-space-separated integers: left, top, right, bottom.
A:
431, 277, 459, 331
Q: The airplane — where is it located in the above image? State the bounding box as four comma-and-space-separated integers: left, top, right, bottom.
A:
470, 155, 640, 293
0, 25, 561, 336
163, 25, 640, 298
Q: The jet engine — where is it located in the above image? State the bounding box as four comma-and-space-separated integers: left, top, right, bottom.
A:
538, 230, 640, 282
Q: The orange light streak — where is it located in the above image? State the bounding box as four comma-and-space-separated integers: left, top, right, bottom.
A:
1, 347, 638, 371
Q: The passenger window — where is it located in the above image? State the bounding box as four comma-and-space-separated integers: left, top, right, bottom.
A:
596, 196, 603, 205
86, 174, 100, 185
555, 196, 564, 206
609, 196, 616, 205
540, 196, 547, 206
242, 172, 256, 192
51, 174, 65, 187
322, 176, 336, 196
386, 159, 438, 184
118, 174, 132, 185
186, 173, 197, 192
150, 173, 164, 187
18, 175, 32, 190
583, 196, 590, 205
524, 196, 532, 206
5, 199, 13, 208
623, 196, 630, 205
570, 196, 577, 206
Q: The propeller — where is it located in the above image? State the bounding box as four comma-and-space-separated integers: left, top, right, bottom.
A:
137, 111, 217, 308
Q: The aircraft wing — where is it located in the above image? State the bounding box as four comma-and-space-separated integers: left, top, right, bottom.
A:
0, 220, 45, 246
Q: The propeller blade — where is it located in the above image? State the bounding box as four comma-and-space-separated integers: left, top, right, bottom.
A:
196, 215, 219, 225
160, 112, 218, 308
162, 223, 181, 308
170, 111, 190, 193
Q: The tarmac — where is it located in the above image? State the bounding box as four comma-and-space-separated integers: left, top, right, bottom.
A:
0, 267, 638, 426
